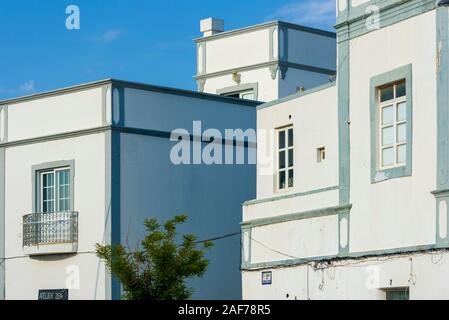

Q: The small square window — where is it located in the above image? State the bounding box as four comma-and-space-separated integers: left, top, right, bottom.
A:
317, 147, 326, 163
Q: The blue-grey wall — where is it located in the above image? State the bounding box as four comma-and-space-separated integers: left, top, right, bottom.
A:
112, 83, 257, 299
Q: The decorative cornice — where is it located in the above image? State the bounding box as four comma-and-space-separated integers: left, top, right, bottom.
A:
0, 79, 261, 108
195, 61, 336, 81
194, 20, 335, 43
241, 204, 351, 229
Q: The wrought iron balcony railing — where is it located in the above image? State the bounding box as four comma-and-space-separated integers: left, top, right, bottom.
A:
23, 211, 78, 248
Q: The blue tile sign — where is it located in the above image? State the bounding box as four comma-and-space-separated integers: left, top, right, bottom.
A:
262, 271, 272, 285
38, 289, 69, 300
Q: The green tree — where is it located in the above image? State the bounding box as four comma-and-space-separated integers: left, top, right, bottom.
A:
96, 215, 213, 300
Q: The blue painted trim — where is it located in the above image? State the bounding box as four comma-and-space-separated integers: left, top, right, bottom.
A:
103, 130, 112, 300
337, 40, 350, 205
436, 7, 449, 190
336, 0, 436, 41
196, 61, 336, 82
0, 148, 4, 300
243, 185, 339, 206
241, 204, 351, 228
111, 130, 121, 300
242, 243, 439, 270
0, 79, 261, 108
369, 64, 413, 184
280, 61, 336, 76
112, 126, 256, 149
337, 24, 351, 256
111, 80, 261, 107
435, 8, 449, 248
194, 20, 335, 44
257, 82, 336, 110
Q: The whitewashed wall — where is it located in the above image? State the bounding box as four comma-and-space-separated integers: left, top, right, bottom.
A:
349, 11, 437, 252
2, 85, 110, 300
243, 251, 449, 300
256, 85, 338, 201
242, 85, 339, 267
198, 23, 336, 103
242, 4, 442, 301
4, 134, 108, 300
204, 29, 270, 73
7, 87, 104, 142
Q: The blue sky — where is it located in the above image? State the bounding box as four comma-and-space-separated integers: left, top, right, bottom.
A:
0, 0, 336, 100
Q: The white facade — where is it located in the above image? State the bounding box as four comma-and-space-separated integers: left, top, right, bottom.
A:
0, 80, 259, 300
3, 86, 109, 300
0, 15, 338, 300
242, 0, 449, 300
195, 19, 336, 102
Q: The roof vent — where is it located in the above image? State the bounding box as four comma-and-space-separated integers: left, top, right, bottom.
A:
200, 18, 224, 37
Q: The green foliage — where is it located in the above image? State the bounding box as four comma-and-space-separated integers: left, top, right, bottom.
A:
96, 214, 213, 300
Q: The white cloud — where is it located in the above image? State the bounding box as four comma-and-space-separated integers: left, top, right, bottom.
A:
270, 0, 336, 29
99, 29, 124, 44
19, 80, 35, 92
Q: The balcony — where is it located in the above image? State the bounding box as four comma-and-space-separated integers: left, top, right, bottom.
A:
22, 211, 78, 256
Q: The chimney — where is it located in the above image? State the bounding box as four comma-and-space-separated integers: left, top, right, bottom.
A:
200, 18, 224, 37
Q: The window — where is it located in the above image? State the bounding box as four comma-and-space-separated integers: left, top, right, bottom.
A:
32, 160, 75, 214
223, 90, 255, 100
277, 126, 294, 190
41, 168, 71, 213
370, 64, 412, 183
379, 81, 407, 169
317, 147, 326, 163
385, 288, 409, 300
217, 83, 258, 101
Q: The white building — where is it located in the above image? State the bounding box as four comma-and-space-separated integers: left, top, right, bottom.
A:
0, 17, 337, 300
0, 80, 258, 300
242, 0, 449, 300
195, 18, 336, 102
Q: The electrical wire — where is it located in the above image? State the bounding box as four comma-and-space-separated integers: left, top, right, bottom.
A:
193, 232, 240, 244
241, 229, 449, 274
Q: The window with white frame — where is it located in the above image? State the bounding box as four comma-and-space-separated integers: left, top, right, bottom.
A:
40, 167, 71, 213
379, 80, 407, 169
277, 126, 294, 190
223, 90, 255, 100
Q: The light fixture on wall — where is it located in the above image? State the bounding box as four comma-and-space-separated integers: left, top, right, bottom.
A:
438, 0, 449, 6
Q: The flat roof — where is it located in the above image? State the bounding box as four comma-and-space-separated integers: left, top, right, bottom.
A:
0, 78, 262, 107
194, 20, 336, 43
